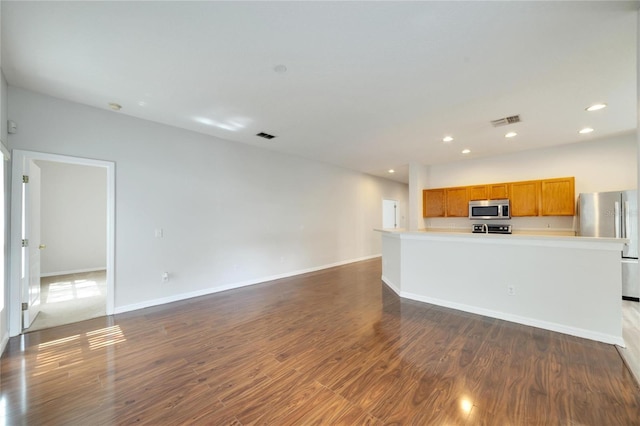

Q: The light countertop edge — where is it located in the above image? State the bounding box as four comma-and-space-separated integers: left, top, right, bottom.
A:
374, 228, 628, 250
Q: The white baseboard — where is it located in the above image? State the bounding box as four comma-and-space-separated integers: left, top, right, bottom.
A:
380, 275, 623, 346
41, 267, 107, 278
381, 275, 400, 295
400, 290, 624, 346
115, 255, 381, 315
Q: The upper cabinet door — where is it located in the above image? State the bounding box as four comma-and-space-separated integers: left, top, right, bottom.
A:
488, 184, 508, 200
445, 187, 469, 217
423, 189, 445, 217
468, 185, 488, 201
541, 177, 575, 216
510, 181, 540, 216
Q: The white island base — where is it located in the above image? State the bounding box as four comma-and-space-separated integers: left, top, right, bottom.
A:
378, 230, 627, 346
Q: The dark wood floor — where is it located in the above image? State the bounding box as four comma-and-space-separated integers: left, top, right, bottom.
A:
2, 258, 640, 425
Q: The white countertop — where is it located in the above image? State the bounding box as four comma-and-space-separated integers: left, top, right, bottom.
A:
375, 228, 627, 250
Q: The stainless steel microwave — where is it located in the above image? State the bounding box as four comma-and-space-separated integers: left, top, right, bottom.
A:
469, 199, 511, 220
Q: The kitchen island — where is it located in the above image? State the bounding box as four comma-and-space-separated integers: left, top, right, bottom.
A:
377, 229, 627, 345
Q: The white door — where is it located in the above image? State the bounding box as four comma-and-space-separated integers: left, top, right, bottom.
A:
382, 199, 399, 229
22, 160, 42, 329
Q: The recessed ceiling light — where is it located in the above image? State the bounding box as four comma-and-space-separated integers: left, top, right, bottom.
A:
586, 103, 607, 112
461, 149, 471, 154
108, 102, 122, 111
388, 169, 395, 174
579, 127, 594, 134
442, 136, 454, 143
505, 132, 517, 138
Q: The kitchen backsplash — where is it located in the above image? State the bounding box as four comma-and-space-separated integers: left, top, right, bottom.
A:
424, 215, 576, 233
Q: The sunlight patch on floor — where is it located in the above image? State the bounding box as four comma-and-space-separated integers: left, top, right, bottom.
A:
33, 326, 126, 375
87, 325, 126, 350
44, 279, 102, 303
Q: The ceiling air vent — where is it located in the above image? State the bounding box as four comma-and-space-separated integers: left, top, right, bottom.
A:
490, 115, 521, 127
256, 132, 276, 140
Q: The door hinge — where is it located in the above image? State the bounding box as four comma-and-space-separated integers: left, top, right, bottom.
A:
21, 239, 28, 247
22, 302, 28, 311
22, 175, 29, 184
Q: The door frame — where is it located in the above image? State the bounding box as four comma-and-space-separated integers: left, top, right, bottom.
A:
9, 150, 115, 336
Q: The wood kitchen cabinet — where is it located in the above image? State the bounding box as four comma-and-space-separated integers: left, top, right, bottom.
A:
424, 176, 575, 218
467, 184, 508, 201
445, 187, 469, 217
510, 180, 540, 216
423, 189, 445, 217
468, 185, 488, 201
488, 184, 508, 199
423, 187, 468, 217
541, 177, 575, 216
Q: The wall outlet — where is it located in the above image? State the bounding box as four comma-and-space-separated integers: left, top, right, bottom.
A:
162, 272, 169, 282
507, 285, 516, 296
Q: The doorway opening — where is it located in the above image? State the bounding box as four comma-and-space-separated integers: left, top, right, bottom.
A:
382, 199, 400, 229
9, 150, 115, 337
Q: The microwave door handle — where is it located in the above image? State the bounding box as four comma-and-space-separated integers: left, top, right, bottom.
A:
614, 201, 621, 238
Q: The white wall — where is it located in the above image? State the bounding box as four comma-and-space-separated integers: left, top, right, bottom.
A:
34, 160, 107, 276
423, 132, 637, 231
408, 162, 429, 231
0, 70, 8, 353
7, 87, 408, 311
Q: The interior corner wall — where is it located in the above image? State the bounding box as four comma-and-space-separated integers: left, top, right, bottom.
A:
7, 87, 408, 311
34, 160, 107, 276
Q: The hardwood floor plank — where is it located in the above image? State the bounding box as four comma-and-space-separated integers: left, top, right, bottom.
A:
2, 258, 640, 425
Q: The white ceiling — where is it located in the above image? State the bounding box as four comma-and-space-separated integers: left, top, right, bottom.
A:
2, 1, 638, 183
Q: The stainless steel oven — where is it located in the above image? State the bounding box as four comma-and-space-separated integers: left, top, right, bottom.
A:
469, 199, 511, 220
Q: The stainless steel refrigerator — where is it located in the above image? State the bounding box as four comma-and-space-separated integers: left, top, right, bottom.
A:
578, 190, 639, 301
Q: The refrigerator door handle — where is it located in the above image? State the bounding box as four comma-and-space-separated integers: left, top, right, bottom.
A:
624, 200, 630, 239
614, 201, 621, 238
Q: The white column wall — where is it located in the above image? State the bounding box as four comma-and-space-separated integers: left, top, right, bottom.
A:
408, 162, 429, 231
